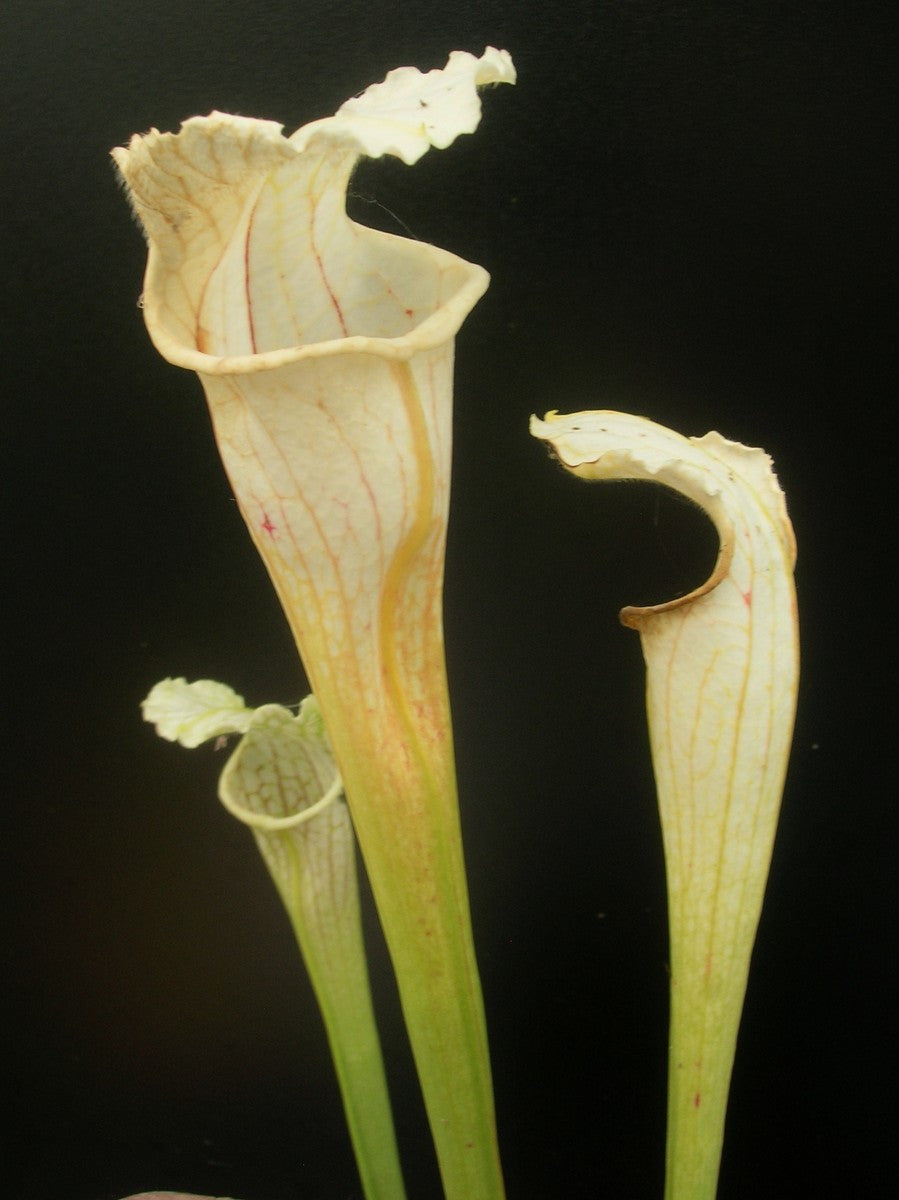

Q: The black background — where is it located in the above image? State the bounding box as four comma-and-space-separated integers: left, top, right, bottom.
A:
3, 2, 895, 1198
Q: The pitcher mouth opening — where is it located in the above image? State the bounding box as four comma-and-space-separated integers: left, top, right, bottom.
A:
115, 50, 513, 382
144, 229, 489, 377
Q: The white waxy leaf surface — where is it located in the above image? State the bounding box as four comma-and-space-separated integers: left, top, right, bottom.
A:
119, 52, 515, 1200
532, 409, 799, 1200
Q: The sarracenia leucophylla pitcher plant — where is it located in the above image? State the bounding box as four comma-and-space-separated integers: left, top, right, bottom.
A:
143, 680, 406, 1200
116, 49, 515, 1200
532, 411, 799, 1200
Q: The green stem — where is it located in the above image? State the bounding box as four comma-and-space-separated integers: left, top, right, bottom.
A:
663, 926, 751, 1200
342, 754, 503, 1200
268, 827, 407, 1200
